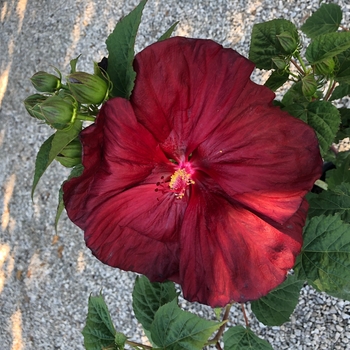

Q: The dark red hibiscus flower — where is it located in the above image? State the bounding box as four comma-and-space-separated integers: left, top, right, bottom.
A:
63, 37, 322, 307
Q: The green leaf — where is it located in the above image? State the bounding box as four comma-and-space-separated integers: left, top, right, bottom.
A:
223, 326, 273, 350
305, 32, 350, 65
300, 101, 340, 157
251, 274, 303, 326
301, 3, 342, 39
264, 70, 289, 91
307, 183, 350, 222
82, 294, 116, 350
330, 83, 350, 101
294, 214, 350, 300
336, 108, 350, 141
31, 120, 82, 198
132, 275, 178, 332
32, 134, 54, 199
150, 299, 222, 350
158, 22, 179, 41
106, 0, 147, 98
335, 48, 350, 84
249, 19, 299, 70
326, 153, 350, 189
55, 187, 64, 231
283, 103, 308, 122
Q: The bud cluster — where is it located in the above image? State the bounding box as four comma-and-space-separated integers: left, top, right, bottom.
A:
24, 59, 111, 131
24, 58, 111, 168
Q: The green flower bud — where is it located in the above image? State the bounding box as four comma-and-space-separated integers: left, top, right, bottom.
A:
24, 94, 48, 120
30, 71, 61, 92
40, 95, 75, 129
276, 31, 298, 54
301, 74, 317, 98
272, 57, 287, 70
314, 58, 335, 76
55, 139, 82, 167
114, 332, 127, 349
67, 72, 108, 105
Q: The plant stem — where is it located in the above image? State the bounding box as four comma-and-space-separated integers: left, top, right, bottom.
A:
324, 80, 337, 101
294, 51, 308, 75
126, 340, 152, 349
241, 303, 249, 328
76, 113, 96, 122
209, 303, 232, 349
290, 58, 305, 75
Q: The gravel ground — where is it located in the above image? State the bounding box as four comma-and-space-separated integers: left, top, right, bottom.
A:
1, 0, 350, 349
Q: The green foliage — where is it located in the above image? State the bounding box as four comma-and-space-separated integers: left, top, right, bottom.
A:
150, 299, 222, 349
264, 70, 289, 91
294, 215, 350, 300
223, 326, 273, 350
158, 22, 179, 41
335, 108, 350, 141
249, 19, 299, 69
31, 120, 82, 198
301, 3, 342, 39
82, 294, 117, 350
330, 83, 350, 101
132, 276, 178, 332
284, 100, 340, 157
305, 32, 350, 65
326, 153, 350, 189
335, 48, 350, 83
251, 275, 303, 326
106, 0, 147, 98
307, 183, 350, 223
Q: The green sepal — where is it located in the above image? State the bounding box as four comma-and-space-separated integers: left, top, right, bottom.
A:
24, 94, 48, 120
70, 55, 81, 74
301, 74, 318, 97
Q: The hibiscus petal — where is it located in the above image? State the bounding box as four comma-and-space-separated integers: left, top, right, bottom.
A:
178, 181, 306, 307
191, 99, 322, 223
63, 98, 184, 280
81, 184, 185, 281
131, 37, 259, 160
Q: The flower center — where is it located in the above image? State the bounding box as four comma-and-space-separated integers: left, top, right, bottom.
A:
155, 163, 195, 199
169, 168, 195, 199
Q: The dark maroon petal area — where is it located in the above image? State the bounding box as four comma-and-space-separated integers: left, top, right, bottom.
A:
179, 179, 307, 307
131, 37, 257, 161
64, 37, 323, 307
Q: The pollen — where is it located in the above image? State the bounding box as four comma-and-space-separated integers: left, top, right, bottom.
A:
169, 168, 195, 199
